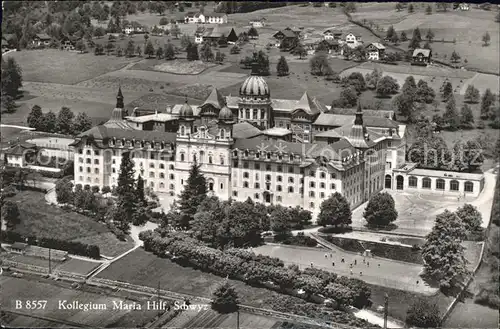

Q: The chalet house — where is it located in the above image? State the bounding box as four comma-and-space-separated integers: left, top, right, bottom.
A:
123, 24, 145, 35
250, 18, 266, 28
316, 39, 340, 54
195, 27, 237, 44
2, 142, 37, 168
366, 42, 386, 61
323, 29, 342, 41
343, 32, 362, 48
412, 48, 432, 64
272, 28, 300, 48
60, 35, 80, 51
459, 3, 470, 10
32, 33, 51, 47
185, 12, 228, 24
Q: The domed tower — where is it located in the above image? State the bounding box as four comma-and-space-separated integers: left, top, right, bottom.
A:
218, 105, 234, 140
178, 98, 195, 137
238, 63, 272, 129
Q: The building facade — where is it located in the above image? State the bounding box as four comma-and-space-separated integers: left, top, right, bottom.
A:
67, 71, 484, 221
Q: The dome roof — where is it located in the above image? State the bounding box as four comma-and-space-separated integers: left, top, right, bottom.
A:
239, 75, 270, 97
179, 101, 193, 117
218, 106, 233, 120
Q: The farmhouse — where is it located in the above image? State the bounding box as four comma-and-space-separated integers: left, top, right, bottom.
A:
343, 32, 363, 48
195, 26, 237, 45
412, 48, 432, 64
185, 12, 228, 24
123, 24, 145, 35
365, 43, 386, 61
323, 29, 342, 41
32, 33, 51, 47
61, 35, 79, 51
273, 28, 301, 48
250, 18, 266, 28
316, 39, 341, 54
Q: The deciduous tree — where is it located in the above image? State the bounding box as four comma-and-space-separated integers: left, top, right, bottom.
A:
376, 75, 399, 97
1, 57, 23, 99
309, 53, 331, 76
317, 192, 352, 227
144, 40, 155, 58
480, 88, 495, 119
2, 200, 20, 229
482, 32, 490, 46
73, 112, 92, 134
200, 42, 214, 62
406, 298, 441, 328
460, 104, 474, 128
450, 50, 461, 63
363, 192, 398, 227
27, 105, 44, 129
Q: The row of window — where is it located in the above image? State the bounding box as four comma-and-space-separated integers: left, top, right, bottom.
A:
409, 177, 474, 192
179, 152, 225, 165
78, 176, 99, 183
79, 166, 99, 174
241, 180, 337, 190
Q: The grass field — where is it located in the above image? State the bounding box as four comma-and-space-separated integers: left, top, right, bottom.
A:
0, 276, 159, 328
6, 191, 134, 257
5, 49, 140, 85
97, 248, 285, 308
129, 59, 217, 74
55, 258, 101, 275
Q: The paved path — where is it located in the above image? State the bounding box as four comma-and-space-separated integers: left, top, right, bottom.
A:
0, 124, 35, 130
253, 244, 437, 295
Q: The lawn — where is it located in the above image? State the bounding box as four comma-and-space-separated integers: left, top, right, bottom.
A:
6, 191, 134, 257
97, 248, 285, 309
390, 10, 500, 74
368, 283, 453, 323
130, 59, 217, 75
0, 276, 159, 328
6, 49, 140, 85
55, 258, 101, 275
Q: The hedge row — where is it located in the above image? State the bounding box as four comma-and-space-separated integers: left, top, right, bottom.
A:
1, 230, 100, 259
140, 231, 371, 309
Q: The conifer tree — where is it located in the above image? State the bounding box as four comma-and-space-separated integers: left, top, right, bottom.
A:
178, 160, 207, 226
211, 280, 239, 314
115, 151, 137, 228
276, 56, 289, 76
136, 174, 145, 206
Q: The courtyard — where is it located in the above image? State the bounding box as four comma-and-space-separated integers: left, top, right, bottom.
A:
350, 167, 497, 237
252, 244, 437, 294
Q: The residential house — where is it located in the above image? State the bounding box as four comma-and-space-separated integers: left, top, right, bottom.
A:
61, 35, 79, 51
323, 29, 342, 41
123, 24, 145, 35
250, 18, 266, 28
2, 142, 37, 168
272, 28, 300, 48
459, 3, 470, 10
343, 32, 363, 48
32, 33, 51, 47
412, 48, 432, 64
316, 39, 340, 54
195, 26, 236, 44
365, 42, 386, 61
185, 12, 228, 24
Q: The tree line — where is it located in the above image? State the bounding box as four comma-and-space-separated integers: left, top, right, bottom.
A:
27, 105, 92, 135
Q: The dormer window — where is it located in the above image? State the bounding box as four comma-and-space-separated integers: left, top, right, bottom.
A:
244, 150, 249, 157
266, 152, 271, 160
233, 150, 238, 157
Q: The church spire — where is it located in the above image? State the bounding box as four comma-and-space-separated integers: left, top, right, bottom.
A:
116, 86, 124, 109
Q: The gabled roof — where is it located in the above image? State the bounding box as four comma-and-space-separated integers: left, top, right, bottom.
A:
366, 42, 385, 50
77, 125, 177, 143
3, 142, 37, 156
233, 122, 263, 139
412, 48, 431, 57
314, 113, 399, 129
274, 29, 297, 38
35, 33, 51, 40
202, 87, 226, 109
323, 29, 343, 35
293, 92, 326, 116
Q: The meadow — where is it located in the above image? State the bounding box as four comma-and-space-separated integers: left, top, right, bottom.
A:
6, 191, 134, 257
5, 49, 140, 85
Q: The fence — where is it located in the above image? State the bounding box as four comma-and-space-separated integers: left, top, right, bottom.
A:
88, 277, 359, 329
